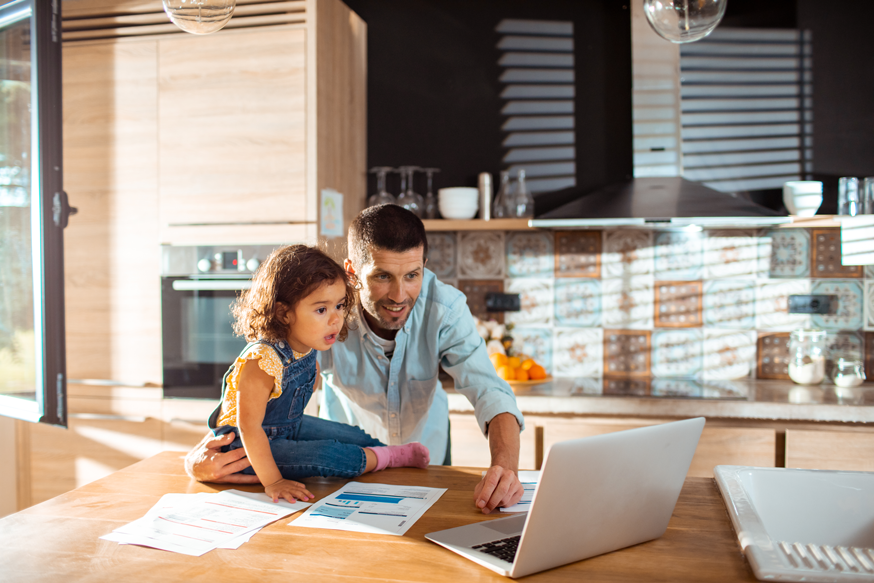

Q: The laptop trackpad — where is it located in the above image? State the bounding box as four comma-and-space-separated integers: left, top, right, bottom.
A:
484, 514, 527, 535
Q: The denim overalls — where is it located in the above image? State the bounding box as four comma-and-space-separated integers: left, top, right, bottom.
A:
209, 339, 383, 480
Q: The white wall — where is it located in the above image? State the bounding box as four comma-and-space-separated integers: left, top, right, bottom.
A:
0, 415, 19, 517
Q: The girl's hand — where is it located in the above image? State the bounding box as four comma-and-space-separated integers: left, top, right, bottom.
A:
265, 478, 315, 504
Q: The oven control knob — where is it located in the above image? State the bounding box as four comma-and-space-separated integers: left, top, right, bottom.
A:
197, 258, 212, 273
246, 258, 261, 272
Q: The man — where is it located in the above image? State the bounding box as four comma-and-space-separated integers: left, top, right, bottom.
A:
186, 205, 525, 513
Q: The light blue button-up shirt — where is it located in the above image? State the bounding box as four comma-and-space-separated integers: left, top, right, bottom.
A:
317, 269, 524, 464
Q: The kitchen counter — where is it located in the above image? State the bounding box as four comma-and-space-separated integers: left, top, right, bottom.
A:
444, 377, 874, 424
0, 451, 758, 582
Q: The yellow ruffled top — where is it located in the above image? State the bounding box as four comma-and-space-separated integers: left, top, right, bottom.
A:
216, 343, 312, 428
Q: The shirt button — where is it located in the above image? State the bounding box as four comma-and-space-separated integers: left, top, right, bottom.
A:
392, 433, 398, 437
390, 413, 396, 418
278, 341, 285, 347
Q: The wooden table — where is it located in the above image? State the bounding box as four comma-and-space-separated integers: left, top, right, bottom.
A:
0, 452, 758, 582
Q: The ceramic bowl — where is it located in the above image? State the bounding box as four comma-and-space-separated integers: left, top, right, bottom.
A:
783, 181, 823, 217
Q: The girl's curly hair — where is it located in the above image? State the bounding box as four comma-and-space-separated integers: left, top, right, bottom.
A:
231, 245, 357, 343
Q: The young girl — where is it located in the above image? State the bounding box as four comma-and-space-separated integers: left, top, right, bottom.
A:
208, 245, 429, 504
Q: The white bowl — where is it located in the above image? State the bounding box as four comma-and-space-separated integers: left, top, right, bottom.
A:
438, 187, 478, 202
783, 181, 823, 217
439, 201, 478, 220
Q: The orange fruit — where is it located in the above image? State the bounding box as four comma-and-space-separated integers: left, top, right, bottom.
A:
497, 365, 515, 381
508, 356, 522, 369
515, 368, 530, 381
528, 364, 547, 380
489, 353, 508, 369
520, 358, 536, 371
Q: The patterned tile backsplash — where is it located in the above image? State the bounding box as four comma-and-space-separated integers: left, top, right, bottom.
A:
434, 227, 874, 382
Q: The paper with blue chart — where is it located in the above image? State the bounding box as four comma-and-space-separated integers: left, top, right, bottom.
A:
477, 470, 540, 513
292, 482, 446, 536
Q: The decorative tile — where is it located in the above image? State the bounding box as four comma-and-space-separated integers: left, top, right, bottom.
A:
603, 330, 651, 378
866, 265, 874, 280
456, 279, 503, 324
654, 231, 704, 280
566, 377, 603, 395
703, 329, 756, 381
756, 333, 791, 380
866, 333, 874, 384
651, 379, 703, 397
811, 229, 863, 279
760, 228, 810, 278
825, 331, 864, 362
755, 279, 812, 331
504, 278, 554, 327
652, 328, 703, 379
703, 230, 764, 279
866, 281, 874, 331
510, 327, 553, 372
602, 276, 655, 330
555, 279, 601, 327
553, 328, 604, 378
425, 232, 457, 279
603, 230, 654, 278
603, 377, 651, 396
554, 231, 601, 278
703, 279, 756, 329
457, 232, 505, 278
654, 281, 703, 328
506, 231, 554, 278
811, 280, 864, 331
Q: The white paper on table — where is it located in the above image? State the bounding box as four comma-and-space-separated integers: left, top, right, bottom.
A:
101, 490, 310, 555
477, 470, 540, 513
291, 482, 446, 536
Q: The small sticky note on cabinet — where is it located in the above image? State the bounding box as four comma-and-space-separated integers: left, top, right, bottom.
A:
320, 188, 344, 238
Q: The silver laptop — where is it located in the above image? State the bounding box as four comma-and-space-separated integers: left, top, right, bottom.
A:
426, 417, 705, 578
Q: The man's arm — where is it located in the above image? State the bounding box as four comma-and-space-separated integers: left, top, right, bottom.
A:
474, 412, 524, 514
184, 431, 260, 484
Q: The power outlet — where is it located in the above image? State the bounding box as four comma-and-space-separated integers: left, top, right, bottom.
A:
485, 292, 521, 312
788, 295, 833, 314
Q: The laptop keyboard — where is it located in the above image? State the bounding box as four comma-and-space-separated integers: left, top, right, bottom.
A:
472, 535, 521, 563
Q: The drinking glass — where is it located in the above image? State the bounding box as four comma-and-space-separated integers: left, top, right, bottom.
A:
838, 176, 860, 216
492, 170, 512, 218
422, 168, 440, 219
396, 166, 424, 218
512, 169, 535, 218
367, 166, 395, 207
863, 177, 874, 214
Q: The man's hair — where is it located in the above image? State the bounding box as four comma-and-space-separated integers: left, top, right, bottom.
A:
348, 204, 428, 267
231, 244, 357, 342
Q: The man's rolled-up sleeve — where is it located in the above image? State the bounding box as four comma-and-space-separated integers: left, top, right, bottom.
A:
438, 297, 524, 435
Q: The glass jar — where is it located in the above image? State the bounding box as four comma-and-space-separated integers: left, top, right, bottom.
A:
832, 357, 865, 388
787, 329, 826, 385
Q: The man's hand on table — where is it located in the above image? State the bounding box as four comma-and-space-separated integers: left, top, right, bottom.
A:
474, 412, 524, 513
184, 431, 260, 484
475, 464, 524, 514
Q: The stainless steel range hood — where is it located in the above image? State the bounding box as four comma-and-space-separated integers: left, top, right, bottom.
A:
529, 176, 791, 229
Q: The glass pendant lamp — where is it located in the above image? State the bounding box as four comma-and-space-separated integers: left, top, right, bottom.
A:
163, 0, 235, 35
644, 0, 727, 43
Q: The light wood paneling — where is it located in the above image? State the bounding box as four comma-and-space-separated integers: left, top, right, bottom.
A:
63, 39, 162, 384
158, 27, 308, 237
311, 0, 367, 258
526, 416, 776, 478
449, 413, 537, 471
785, 428, 874, 471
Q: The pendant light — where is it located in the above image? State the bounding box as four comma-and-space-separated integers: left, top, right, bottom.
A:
163, 0, 236, 35
643, 0, 728, 43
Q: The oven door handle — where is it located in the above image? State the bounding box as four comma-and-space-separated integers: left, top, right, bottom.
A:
172, 280, 252, 291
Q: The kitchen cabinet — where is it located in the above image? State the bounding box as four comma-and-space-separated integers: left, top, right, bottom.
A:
785, 428, 874, 471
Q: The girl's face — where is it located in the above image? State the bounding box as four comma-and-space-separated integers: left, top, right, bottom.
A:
280, 279, 348, 353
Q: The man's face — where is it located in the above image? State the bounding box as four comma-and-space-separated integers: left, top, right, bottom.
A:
346, 245, 425, 336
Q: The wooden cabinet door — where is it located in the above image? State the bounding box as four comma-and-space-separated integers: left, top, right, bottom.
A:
786, 429, 874, 471
157, 27, 308, 232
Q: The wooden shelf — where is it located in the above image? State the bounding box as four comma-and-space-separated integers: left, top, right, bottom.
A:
422, 216, 845, 231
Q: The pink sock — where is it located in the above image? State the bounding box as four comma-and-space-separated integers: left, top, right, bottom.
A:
368, 443, 430, 471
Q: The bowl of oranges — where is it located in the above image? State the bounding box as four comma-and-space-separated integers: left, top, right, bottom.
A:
489, 353, 551, 389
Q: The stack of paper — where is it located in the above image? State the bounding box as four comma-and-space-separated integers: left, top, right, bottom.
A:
101, 489, 311, 555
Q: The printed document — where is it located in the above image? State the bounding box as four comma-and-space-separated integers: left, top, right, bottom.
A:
101, 490, 310, 555
292, 482, 446, 536
498, 470, 540, 513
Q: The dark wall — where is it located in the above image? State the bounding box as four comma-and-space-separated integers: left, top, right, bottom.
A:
342, 0, 632, 195
798, 0, 874, 178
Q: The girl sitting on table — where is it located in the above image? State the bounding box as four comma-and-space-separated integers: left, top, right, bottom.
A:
208, 245, 429, 504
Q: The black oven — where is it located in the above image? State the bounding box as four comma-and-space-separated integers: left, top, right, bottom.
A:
161, 245, 280, 399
